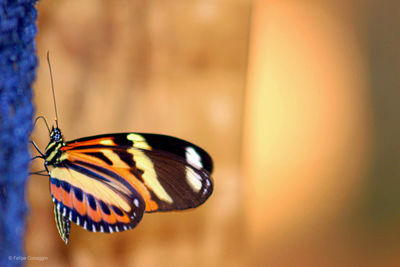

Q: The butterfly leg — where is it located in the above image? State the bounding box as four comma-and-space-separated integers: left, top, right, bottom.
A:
29, 170, 49, 176
31, 170, 47, 173
30, 140, 45, 157
31, 155, 44, 161
30, 173, 50, 177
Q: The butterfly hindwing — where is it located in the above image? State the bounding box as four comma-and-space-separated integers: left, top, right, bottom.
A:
49, 164, 145, 234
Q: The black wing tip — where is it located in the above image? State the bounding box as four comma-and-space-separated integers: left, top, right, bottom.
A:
143, 133, 214, 174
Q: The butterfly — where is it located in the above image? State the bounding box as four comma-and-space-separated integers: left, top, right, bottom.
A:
31, 53, 214, 244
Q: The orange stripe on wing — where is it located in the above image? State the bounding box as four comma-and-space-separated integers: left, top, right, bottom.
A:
61, 138, 116, 150
62, 189, 73, 209
72, 195, 86, 216
51, 182, 74, 210
86, 203, 102, 223
51, 182, 63, 203
99, 204, 117, 225
146, 201, 159, 212
114, 212, 131, 224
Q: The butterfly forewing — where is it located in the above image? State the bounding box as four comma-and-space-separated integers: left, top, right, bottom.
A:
61, 133, 213, 212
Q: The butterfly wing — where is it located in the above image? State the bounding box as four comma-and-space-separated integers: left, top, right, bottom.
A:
61, 133, 213, 212
48, 132, 213, 241
49, 158, 146, 235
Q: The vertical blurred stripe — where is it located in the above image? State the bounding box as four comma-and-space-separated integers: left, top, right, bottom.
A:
243, 1, 371, 264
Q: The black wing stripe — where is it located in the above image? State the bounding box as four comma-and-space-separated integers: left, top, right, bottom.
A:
113, 149, 145, 183
68, 160, 138, 199
83, 152, 113, 165
63, 162, 111, 184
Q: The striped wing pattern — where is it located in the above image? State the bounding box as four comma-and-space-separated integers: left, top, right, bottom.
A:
47, 132, 213, 243
54, 204, 71, 244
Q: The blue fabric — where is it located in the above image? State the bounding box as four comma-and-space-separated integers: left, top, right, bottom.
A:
0, 0, 37, 266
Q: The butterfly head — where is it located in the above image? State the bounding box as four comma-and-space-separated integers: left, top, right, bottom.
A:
50, 126, 63, 143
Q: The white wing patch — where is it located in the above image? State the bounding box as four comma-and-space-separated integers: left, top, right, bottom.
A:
185, 166, 202, 192
127, 133, 152, 150
185, 147, 203, 169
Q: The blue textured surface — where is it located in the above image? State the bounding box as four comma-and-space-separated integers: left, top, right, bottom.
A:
0, 0, 37, 266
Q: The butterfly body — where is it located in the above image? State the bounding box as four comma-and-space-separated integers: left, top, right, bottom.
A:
43, 127, 213, 244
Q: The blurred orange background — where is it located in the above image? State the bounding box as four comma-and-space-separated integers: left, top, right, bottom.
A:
28, 1, 400, 266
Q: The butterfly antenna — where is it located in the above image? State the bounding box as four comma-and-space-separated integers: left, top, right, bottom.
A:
47, 51, 59, 128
